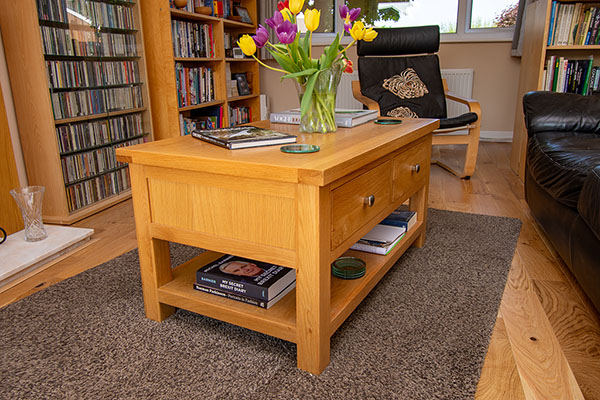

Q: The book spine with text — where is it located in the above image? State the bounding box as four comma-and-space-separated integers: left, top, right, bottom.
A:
193, 283, 268, 308
270, 113, 301, 125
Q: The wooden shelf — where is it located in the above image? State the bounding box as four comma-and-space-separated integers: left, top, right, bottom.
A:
178, 99, 226, 112
227, 94, 259, 102
546, 45, 600, 50
225, 57, 255, 62
157, 220, 425, 343
173, 57, 223, 62
54, 107, 148, 125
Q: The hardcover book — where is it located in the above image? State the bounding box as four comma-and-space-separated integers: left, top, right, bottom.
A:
380, 210, 417, 232
270, 108, 378, 128
191, 126, 296, 149
193, 280, 295, 309
195, 255, 296, 300
350, 224, 406, 255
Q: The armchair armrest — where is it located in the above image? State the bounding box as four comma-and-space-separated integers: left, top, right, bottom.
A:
444, 91, 481, 120
352, 81, 380, 115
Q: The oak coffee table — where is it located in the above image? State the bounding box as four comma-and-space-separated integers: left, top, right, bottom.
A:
116, 118, 438, 374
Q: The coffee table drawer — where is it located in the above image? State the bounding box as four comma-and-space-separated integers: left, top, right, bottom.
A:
392, 138, 430, 201
330, 160, 393, 250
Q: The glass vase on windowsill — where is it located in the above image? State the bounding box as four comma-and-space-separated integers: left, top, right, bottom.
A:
236, 1, 377, 133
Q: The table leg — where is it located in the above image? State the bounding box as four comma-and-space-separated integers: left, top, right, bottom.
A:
130, 164, 175, 321
296, 184, 330, 374
409, 181, 429, 248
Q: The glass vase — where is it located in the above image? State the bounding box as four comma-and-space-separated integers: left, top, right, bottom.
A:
294, 63, 343, 133
10, 186, 48, 242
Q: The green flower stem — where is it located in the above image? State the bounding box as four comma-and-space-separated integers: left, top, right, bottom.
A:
266, 42, 286, 55
251, 55, 287, 73
336, 39, 357, 58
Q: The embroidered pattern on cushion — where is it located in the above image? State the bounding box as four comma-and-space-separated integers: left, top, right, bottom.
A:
382, 68, 429, 99
387, 107, 419, 118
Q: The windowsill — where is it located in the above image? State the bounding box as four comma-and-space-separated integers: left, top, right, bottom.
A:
309, 31, 514, 46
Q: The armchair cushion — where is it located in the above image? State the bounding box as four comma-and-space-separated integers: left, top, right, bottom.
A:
358, 55, 446, 119
527, 131, 600, 208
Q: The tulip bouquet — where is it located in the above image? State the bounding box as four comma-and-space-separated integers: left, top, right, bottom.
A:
237, 1, 378, 133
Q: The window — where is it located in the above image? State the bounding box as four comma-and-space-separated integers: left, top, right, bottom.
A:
308, 0, 518, 43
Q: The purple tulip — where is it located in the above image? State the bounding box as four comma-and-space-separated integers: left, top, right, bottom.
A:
339, 4, 361, 33
265, 10, 284, 30
252, 24, 269, 48
276, 20, 297, 44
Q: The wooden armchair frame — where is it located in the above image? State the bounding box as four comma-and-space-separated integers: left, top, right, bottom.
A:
352, 80, 481, 179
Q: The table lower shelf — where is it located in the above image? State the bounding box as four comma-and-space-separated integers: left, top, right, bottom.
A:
158, 220, 425, 343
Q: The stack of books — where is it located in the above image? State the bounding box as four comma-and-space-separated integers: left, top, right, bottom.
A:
270, 108, 378, 128
351, 210, 417, 255
194, 255, 296, 309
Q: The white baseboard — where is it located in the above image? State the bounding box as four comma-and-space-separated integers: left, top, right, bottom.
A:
480, 131, 513, 142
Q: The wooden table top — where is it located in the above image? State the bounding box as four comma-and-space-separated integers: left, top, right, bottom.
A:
116, 119, 439, 186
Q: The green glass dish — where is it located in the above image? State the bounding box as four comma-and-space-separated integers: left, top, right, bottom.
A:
280, 144, 320, 153
331, 256, 366, 279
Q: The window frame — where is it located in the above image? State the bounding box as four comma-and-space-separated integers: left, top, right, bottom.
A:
310, 0, 516, 45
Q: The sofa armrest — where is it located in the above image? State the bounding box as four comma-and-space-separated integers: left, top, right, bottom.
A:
523, 91, 600, 136
578, 165, 600, 242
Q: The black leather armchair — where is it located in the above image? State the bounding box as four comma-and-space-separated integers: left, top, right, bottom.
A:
523, 91, 600, 312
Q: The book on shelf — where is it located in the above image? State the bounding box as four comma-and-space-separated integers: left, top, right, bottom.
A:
191, 126, 296, 149
542, 55, 594, 94
193, 280, 295, 309
270, 108, 378, 128
548, 2, 600, 46
380, 210, 417, 232
350, 224, 406, 255
195, 254, 296, 301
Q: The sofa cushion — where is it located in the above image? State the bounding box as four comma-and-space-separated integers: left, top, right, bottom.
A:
527, 131, 600, 208
578, 165, 600, 241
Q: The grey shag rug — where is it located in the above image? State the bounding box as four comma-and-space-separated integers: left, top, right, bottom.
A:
0, 209, 521, 400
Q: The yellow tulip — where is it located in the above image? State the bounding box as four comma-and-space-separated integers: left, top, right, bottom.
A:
363, 27, 378, 42
281, 8, 293, 21
304, 9, 320, 32
289, 0, 304, 14
237, 34, 256, 56
350, 21, 365, 41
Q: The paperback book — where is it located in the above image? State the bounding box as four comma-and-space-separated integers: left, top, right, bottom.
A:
195, 255, 296, 300
350, 224, 406, 255
270, 108, 378, 128
193, 280, 295, 309
191, 126, 296, 149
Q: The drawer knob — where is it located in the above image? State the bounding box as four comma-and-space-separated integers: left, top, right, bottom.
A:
412, 164, 421, 174
364, 195, 375, 207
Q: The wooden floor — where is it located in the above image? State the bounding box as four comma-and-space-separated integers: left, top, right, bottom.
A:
1, 142, 599, 399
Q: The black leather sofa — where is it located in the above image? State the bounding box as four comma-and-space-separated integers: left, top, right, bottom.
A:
523, 91, 600, 313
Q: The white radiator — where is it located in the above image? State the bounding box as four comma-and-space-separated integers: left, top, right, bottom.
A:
336, 68, 474, 117
336, 70, 362, 109
441, 69, 473, 118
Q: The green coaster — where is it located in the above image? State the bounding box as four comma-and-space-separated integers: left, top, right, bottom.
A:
280, 144, 320, 153
332, 256, 366, 279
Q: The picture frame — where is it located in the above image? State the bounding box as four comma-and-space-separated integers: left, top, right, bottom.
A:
232, 73, 251, 96
234, 6, 252, 24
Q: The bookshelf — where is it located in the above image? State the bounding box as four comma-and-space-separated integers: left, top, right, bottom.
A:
140, 0, 260, 140
511, 0, 600, 179
0, 0, 153, 224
